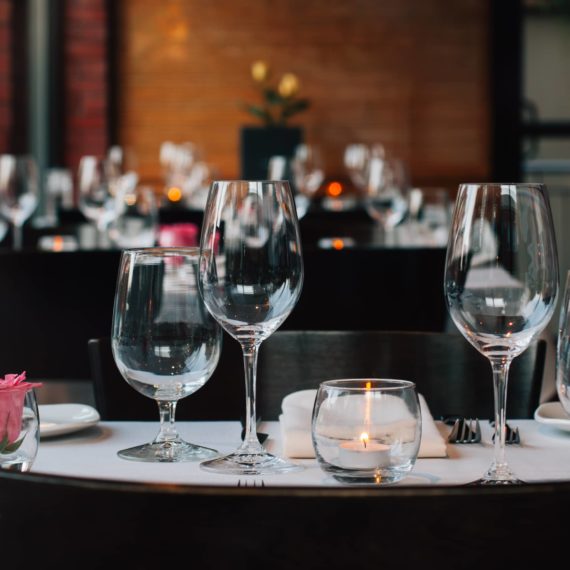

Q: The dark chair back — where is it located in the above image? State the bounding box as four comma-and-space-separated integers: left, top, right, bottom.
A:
0, 250, 121, 380
89, 330, 545, 421
256, 330, 546, 420
285, 246, 448, 331
1, 470, 569, 569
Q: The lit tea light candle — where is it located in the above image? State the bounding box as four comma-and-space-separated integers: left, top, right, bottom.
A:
338, 432, 390, 469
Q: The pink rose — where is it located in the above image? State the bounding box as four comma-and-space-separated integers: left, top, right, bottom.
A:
0, 372, 42, 447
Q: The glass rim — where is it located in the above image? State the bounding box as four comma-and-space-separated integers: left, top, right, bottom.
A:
211, 179, 292, 185
121, 246, 200, 256
319, 378, 416, 391
458, 182, 546, 188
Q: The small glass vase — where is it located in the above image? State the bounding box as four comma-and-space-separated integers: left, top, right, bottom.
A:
0, 390, 40, 472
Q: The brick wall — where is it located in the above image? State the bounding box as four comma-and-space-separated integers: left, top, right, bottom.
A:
63, 0, 109, 172
117, 0, 490, 189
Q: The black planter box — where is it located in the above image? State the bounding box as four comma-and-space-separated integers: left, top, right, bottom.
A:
239, 126, 304, 179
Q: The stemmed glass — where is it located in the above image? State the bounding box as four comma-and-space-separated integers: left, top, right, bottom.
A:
199, 180, 304, 475
362, 155, 409, 242
111, 247, 222, 462
444, 183, 559, 484
0, 155, 39, 250
77, 155, 117, 248
290, 143, 325, 219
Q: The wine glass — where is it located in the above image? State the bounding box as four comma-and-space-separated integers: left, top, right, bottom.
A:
198, 180, 304, 475
111, 247, 222, 462
77, 155, 117, 248
290, 143, 325, 219
444, 183, 559, 484
0, 154, 39, 250
362, 155, 409, 242
108, 183, 159, 248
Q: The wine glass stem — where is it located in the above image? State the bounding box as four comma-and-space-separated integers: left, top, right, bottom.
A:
490, 357, 512, 471
154, 400, 180, 443
12, 222, 22, 250
242, 344, 261, 448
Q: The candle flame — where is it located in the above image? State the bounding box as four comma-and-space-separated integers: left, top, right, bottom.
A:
360, 432, 369, 448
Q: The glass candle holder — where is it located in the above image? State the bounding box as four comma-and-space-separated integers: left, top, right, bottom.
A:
312, 379, 421, 485
0, 390, 40, 472
556, 270, 570, 415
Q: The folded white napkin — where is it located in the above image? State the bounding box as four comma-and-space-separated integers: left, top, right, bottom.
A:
279, 389, 447, 459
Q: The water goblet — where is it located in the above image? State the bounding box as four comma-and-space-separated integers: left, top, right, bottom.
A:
444, 183, 559, 484
111, 247, 222, 462
0, 154, 39, 250
199, 180, 304, 475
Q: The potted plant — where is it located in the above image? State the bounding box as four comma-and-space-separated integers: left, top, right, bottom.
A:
240, 61, 311, 180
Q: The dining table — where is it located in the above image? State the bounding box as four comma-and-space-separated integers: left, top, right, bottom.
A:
4, 381, 570, 568
31, 416, 570, 487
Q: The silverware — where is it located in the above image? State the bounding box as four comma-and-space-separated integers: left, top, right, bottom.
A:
491, 421, 521, 445
237, 479, 265, 488
447, 417, 482, 444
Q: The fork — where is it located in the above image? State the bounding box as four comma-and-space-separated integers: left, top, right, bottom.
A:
447, 418, 482, 444
490, 421, 521, 445
237, 479, 265, 488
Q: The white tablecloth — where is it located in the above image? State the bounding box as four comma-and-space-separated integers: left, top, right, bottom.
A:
31, 419, 570, 487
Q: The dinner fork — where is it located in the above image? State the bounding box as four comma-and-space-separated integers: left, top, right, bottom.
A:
490, 421, 521, 445
237, 479, 265, 488
447, 418, 482, 444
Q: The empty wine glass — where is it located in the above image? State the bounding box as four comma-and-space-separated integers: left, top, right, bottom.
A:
111, 247, 222, 462
290, 143, 325, 218
444, 183, 559, 484
108, 183, 159, 248
0, 155, 39, 250
77, 155, 117, 248
362, 155, 409, 242
199, 180, 304, 475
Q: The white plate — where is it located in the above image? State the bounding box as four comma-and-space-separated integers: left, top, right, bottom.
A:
534, 401, 570, 432
39, 404, 100, 438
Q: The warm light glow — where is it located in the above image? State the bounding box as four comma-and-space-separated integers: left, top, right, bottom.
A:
360, 432, 369, 448
365, 381, 372, 390
167, 186, 183, 202
327, 181, 343, 197
332, 238, 344, 250
124, 192, 137, 207
53, 235, 64, 252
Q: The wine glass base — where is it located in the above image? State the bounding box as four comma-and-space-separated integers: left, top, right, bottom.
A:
118, 440, 219, 463
200, 450, 303, 476
467, 464, 525, 486
467, 477, 525, 486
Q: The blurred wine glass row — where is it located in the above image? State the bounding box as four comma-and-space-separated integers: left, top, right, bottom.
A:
0, 139, 453, 251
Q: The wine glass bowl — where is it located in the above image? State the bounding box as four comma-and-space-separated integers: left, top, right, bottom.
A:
0, 154, 39, 250
111, 247, 222, 462
199, 180, 304, 475
444, 183, 559, 484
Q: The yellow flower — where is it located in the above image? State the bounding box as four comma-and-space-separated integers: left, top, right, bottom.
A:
278, 73, 300, 98
251, 60, 270, 83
